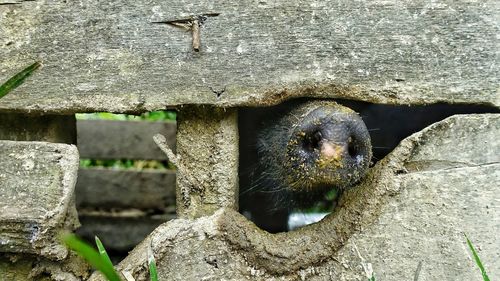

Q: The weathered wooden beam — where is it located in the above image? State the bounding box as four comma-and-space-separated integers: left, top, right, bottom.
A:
0, 0, 498, 114
0, 113, 76, 144
0, 140, 80, 260
175, 106, 238, 218
75, 167, 176, 210
77, 119, 176, 160
0, 256, 33, 281
76, 212, 175, 253
89, 113, 500, 281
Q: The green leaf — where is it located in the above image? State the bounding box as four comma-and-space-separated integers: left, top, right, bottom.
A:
149, 254, 158, 281
95, 236, 116, 278
0, 62, 41, 99
62, 234, 122, 281
465, 234, 490, 281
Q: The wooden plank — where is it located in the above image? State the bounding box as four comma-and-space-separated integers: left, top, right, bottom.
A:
76, 212, 175, 252
84, 114, 500, 281
76, 167, 176, 210
77, 119, 176, 160
0, 0, 498, 114
176, 107, 238, 218
0, 140, 79, 259
0, 113, 76, 144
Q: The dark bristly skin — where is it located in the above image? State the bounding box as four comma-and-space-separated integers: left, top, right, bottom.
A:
240, 100, 372, 232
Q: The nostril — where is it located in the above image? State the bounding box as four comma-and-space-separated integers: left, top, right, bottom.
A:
303, 130, 322, 151
312, 131, 322, 149
348, 136, 357, 157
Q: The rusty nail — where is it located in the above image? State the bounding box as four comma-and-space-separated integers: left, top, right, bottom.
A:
191, 18, 201, 52
152, 13, 219, 52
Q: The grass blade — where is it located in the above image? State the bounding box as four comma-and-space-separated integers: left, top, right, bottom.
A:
464, 234, 490, 281
149, 261, 158, 281
149, 255, 158, 281
0, 62, 41, 99
62, 234, 122, 281
95, 236, 115, 276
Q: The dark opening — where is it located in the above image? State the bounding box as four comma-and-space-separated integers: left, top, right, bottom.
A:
303, 130, 322, 152
335, 100, 499, 162
347, 136, 357, 158
238, 99, 499, 233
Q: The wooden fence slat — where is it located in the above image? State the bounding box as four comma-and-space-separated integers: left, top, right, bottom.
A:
1, 0, 498, 114
76, 167, 176, 210
0, 140, 79, 259
77, 119, 176, 160
0, 113, 76, 144
76, 213, 175, 252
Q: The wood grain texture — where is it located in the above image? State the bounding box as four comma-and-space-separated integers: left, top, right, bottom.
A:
0, 0, 498, 114
77, 119, 176, 160
84, 114, 499, 281
176, 107, 238, 218
0, 112, 76, 144
76, 167, 176, 210
0, 140, 79, 259
76, 213, 175, 252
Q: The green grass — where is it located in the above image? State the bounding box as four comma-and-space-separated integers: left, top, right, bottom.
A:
465, 234, 490, 281
0, 62, 41, 99
149, 254, 158, 281
63, 234, 159, 281
62, 234, 121, 281
76, 111, 176, 122
95, 236, 115, 277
